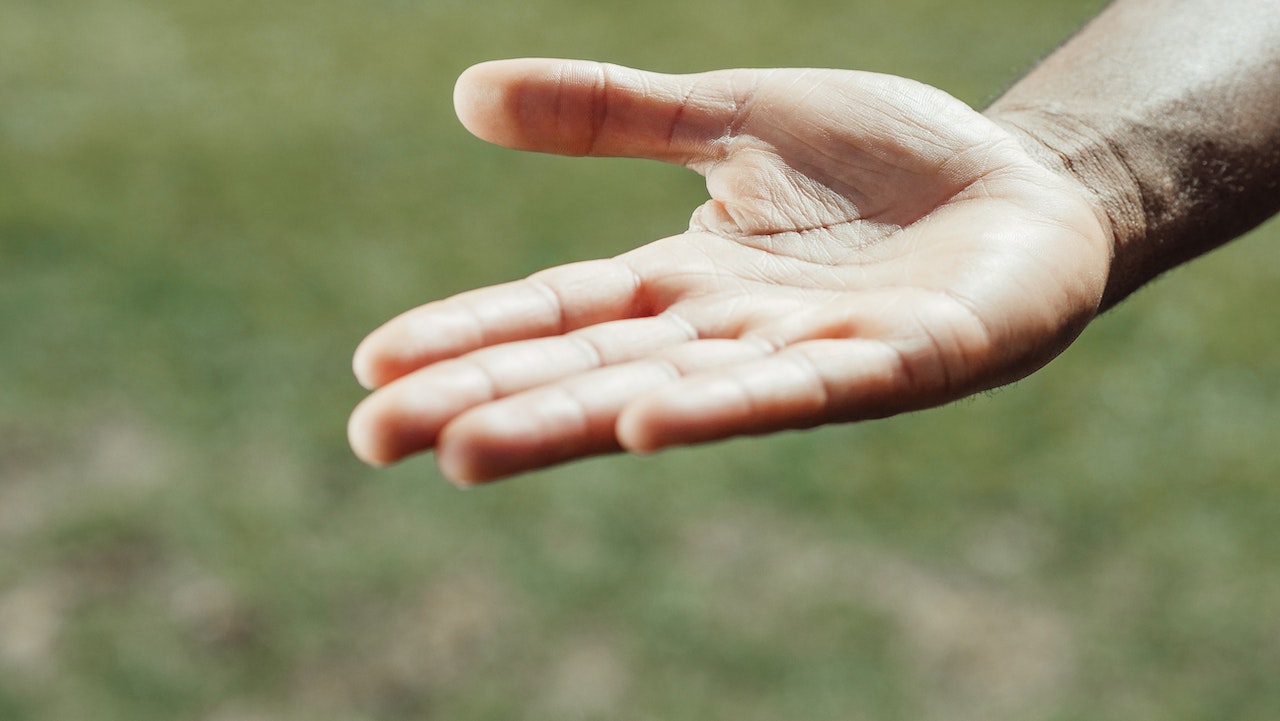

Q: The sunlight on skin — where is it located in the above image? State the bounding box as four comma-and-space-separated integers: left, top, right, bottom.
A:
348, 59, 1112, 484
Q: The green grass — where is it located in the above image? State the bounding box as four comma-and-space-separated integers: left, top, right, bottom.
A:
4, 0, 1280, 719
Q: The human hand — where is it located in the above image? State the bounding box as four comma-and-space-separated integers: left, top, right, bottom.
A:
347, 59, 1113, 484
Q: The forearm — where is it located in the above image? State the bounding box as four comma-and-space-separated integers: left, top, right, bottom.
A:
985, 0, 1280, 309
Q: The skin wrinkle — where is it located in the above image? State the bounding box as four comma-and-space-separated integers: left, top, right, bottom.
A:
723, 74, 762, 142
773, 137, 874, 213
789, 70, 833, 108
655, 308, 701, 345
834, 79, 958, 159
564, 330, 607, 371
674, 291, 761, 338
737, 331, 786, 359
665, 77, 695, 160
782, 128, 894, 190
902, 303, 955, 396
453, 296, 495, 355
881, 339, 920, 406
935, 136, 1010, 189
936, 288, 999, 382
551, 63, 573, 153
893, 105, 971, 160
803, 172, 860, 224
643, 355, 685, 388
712, 293, 769, 336
524, 277, 570, 337
469, 349, 540, 400
790, 348, 835, 422
610, 259, 651, 319
698, 227, 876, 280
727, 254, 801, 291
703, 143, 904, 242
744, 222, 897, 257
452, 358, 500, 406
777, 130, 971, 227
583, 64, 609, 158
547, 382, 597, 448
722, 369, 761, 431
991, 107, 1143, 260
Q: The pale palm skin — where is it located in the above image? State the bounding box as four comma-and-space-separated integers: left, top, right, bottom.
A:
347, 59, 1114, 484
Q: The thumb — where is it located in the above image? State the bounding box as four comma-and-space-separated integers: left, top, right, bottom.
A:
453, 58, 752, 165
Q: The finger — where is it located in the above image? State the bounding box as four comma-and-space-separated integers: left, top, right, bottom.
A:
353, 257, 644, 389
347, 314, 697, 466
616, 339, 940, 453
453, 58, 753, 165
434, 339, 770, 484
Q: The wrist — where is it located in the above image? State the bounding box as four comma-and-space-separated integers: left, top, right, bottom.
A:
984, 105, 1147, 310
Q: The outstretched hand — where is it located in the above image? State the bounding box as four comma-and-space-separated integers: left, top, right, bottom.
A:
348, 59, 1113, 484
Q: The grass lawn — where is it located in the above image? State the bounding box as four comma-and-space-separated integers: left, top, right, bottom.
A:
3, 0, 1280, 719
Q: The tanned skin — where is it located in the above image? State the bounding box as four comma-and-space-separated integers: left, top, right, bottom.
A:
348, 0, 1280, 484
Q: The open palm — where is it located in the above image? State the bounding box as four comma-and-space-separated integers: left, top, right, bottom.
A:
348, 59, 1113, 483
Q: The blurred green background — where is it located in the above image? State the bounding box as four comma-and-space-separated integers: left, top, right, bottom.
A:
4, 0, 1280, 719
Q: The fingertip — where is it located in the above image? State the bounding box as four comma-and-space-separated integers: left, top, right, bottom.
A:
434, 414, 514, 487
615, 390, 712, 455
453, 58, 574, 149
453, 60, 511, 145
352, 318, 412, 390
348, 388, 448, 469
434, 445, 484, 488
618, 377, 754, 454
347, 399, 395, 468
351, 335, 380, 390
349, 398, 482, 490
436, 394, 620, 485
349, 318, 436, 390
615, 401, 666, 455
